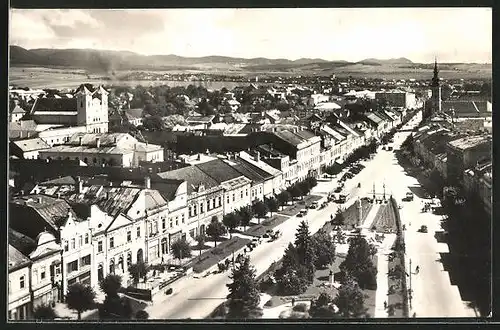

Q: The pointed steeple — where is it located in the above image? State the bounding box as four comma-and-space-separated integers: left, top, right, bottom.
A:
431, 57, 440, 87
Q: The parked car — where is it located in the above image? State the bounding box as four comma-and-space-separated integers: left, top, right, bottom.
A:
418, 225, 428, 233
297, 209, 308, 217
403, 192, 414, 202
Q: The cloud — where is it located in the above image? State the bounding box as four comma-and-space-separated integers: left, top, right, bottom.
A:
9, 8, 492, 63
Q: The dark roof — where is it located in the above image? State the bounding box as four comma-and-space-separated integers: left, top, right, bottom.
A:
158, 166, 220, 194
42, 176, 77, 185
124, 108, 144, 120
186, 116, 215, 123
151, 180, 184, 201
373, 110, 393, 122
9, 228, 37, 257
196, 158, 245, 183
9, 245, 31, 271
442, 101, 490, 117
32, 97, 78, 112
226, 159, 271, 183
256, 144, 287, 158
274, 130, 304, 146
293, 129, 317, 140
75, 84, 96, 94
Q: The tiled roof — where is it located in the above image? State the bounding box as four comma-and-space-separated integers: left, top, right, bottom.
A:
274, 130, 304, 146
144, 189, 168, 211
9, 228, 37, 257
32, 98, 78, 112
365, 112, 384, 125
196, 158, 246, 184
9, 120, 38, 131
151, 180, 184, 202
224, 159, 271, 183
238, 151, 282, 176
158, 166, 219, 194
12, 138, 50, 152
11, 195, 78, 230
68, 186, 142, 217
293, 129, 317, 140
9, 245, 31, 271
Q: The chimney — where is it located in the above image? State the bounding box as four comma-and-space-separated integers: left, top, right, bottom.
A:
79, 137, 83, 146
145, 176, 151, 189
254, 151, 260, 162
76, 176, 83, 193
96, 137, 100, 148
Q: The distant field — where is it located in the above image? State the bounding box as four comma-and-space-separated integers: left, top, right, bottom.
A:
9, 63, 492, 89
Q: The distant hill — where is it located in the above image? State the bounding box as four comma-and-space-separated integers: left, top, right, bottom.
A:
9, 46, 491, 79
357, 57, 414, 65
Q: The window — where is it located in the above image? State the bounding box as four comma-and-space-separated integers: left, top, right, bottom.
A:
20, 276, 25, 289
84, 233, 89, 244
67, 260, 78, 273
109, 237, 114, 249
252, 190, 255, 197
241, 191, 243, 199
79, 235, 83, 247
127, 231, 132, 242
32, 269, 38, 285
181, 214, 185, 224
80, 255, 91, 267
40, 267, 46, 280
218, 196, 222, 207
188, 206, 192, 217
71, 238, 75, 249
227, 195, 230, 204
98, 241, 103, 253
127, 253, 132, 268
200, 202, 204, 213
246, 189, 249, 196
175, 216, 179, 226
169, 218, 173, 228
162, 219, 166, 230
64, 241, 69, 252
137, 227, 141, 238
232, 194, 235, 202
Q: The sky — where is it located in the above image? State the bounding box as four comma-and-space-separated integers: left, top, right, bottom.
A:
9, 8, 492, 63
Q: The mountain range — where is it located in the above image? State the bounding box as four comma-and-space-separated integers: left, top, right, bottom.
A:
9, 45, 419, 71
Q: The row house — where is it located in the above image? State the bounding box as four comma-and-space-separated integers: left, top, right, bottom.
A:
9, 195, 93, 302
8, 245, 32, 320
256, 144, 297, 187
463, 159, 492, 217
237, 150, 284, 197
196, 159, 252, 215
158, 166, 225, 239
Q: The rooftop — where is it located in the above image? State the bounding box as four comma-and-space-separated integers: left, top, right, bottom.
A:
196, 158, 246, 184
158, 166, 220, 194
448, 134, 492, 151
32, 98, 78, 113
9, 245, 31, 271
9, 228, 37, 257
12, 138, 50, 152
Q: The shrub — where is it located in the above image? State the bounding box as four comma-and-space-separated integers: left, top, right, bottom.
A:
293, 303, 309, 312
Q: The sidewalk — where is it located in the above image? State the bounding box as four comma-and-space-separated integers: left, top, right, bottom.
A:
360, 203, 380, 230
374, 253, 389, 318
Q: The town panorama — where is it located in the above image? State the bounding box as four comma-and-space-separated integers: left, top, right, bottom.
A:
8, 8, 491, 322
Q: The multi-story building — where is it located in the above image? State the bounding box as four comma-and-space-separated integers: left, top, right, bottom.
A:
237, 150, 284, 196
256, 144, 296, 187
446, 134, 492, 185
196, 159, 252, 215
38, 132, 164, 167
8, 245, 32, 320
28, 84, 109, 134
10, 138, 51, 159
375, 90, 417, 109
158, 166, 224, 238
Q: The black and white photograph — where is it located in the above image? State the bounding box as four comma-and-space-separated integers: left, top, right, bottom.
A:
7, 7, 492, 321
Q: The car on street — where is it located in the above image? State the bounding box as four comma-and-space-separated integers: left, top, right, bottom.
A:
334, 186, 343, 193
308, 201, 319, 209
418, 225, 428, 233
403, 192, 414, 201
337, 194, 347, 204
297, 209, 308, 217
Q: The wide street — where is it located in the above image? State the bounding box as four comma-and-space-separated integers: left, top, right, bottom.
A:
146, 111, 475, 319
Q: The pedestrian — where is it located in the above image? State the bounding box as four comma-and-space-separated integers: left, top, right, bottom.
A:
415, 265, 420, 273
291, 297, 295, 306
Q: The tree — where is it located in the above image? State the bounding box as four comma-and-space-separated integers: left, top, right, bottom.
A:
223, 212, 241, 238
333, 207, 345, 226
277, 191, 291, 209
99, 274, 122, 298
312, 229, 336, 269
306, 176, 318, 189
298, 180, 311, 196
171, 238, 192, 262
226, 257, 263, 319
128, 262, 149, 285
339, 234, 377, 289
142, 115, 164, 131
135, 310, 149, 319
309, 292, 337, 318
289, 184, 303, 200
33, 304, 58, 320
265, 197, 279, 216
252, 200, 269, 224
238, 206, 254, 231
333, 277, 366, 318
195, 233, 206, 258
294, 221, 316, 281
206, 217, 227, 247
65, 283, 96, 320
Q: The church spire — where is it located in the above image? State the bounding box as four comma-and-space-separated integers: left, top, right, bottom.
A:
431, 57, 440, 87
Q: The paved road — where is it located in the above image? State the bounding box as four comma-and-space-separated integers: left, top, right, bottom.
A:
146, 112, 475, 319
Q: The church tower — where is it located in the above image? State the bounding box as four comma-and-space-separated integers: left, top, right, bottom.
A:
431, 58, 442, 115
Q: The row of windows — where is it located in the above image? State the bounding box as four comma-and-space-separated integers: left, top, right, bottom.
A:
64, 233, 90, 252
189, 197, 222, 217
66, 254, 91, 274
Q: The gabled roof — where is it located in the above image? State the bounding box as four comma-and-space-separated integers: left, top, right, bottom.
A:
274, 130, 304, 146
196, 158, 246, 184
12, 106, 26, 114
9, 120, 38, 132
365, 112, 385, 125
12, 138, 50, 152
124, 108, 144, 120
238, 151, 282, 177
9, 228, 37, 257
32, 98, 78, 113
158, 166, 220, 194
224, 158, 272, 183
144, 189, 168, 211
9, 245, 31, 271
